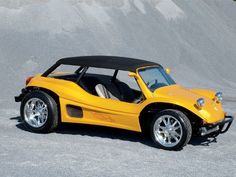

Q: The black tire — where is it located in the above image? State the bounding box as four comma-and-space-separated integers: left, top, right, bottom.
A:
20, 90, 58, 133
150, 109, 192, 150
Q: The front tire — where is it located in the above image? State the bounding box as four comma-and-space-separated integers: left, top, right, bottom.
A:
20, 90, 58, 133
150, 109, 192, 150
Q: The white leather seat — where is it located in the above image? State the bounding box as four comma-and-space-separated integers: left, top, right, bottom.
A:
95, 84, 119, 100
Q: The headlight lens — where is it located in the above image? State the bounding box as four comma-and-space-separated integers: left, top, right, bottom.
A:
215, 92, 223, 103
197, 98, 205, 108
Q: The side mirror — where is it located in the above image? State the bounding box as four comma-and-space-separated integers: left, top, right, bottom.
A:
128, 72, 137, 77
165, 68, 171, 74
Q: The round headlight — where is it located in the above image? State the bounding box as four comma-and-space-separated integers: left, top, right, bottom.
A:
197, 98, 205, 108
215, 92, 223, 103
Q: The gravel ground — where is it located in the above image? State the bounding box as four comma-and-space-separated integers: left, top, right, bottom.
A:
0, 0, 236, 176
0, 101, 235, 177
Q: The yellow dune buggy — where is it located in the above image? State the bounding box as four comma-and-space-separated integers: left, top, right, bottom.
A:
15, 56, 233, 150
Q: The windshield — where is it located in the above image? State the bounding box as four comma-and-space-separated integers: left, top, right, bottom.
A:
138, 67, 176, 92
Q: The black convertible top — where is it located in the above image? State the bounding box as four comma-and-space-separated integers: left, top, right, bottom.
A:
57, 56, 160, 72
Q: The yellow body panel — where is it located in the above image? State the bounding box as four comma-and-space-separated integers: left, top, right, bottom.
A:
28, 75, 143, 131
153, 85, 224, 123
27, 70, 225, 132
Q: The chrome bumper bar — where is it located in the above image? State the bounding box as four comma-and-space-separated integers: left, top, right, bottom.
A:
200, 115, 234, 136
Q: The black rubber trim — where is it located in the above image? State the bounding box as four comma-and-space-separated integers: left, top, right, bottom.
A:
219, 116, 234, 134
14, 88, 28, 102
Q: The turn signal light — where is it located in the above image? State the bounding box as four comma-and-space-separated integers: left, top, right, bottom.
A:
214, 92, 223, 103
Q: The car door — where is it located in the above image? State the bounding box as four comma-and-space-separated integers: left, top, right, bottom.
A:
81, 93, 144, 132
62, 70, 145, 132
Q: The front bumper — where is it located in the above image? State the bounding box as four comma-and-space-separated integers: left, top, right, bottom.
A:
200, 115, 234, 136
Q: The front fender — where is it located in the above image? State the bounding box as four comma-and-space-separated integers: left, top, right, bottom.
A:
151, 85, 225, 123
142, 96, 224, 124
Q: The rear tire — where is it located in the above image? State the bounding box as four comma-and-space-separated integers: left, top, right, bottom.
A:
150, 109, 192, 150
20, 90, 58, 133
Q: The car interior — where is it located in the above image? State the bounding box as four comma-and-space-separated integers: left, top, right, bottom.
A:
52, 71, 144, 104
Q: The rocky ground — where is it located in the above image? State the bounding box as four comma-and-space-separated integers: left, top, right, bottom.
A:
0, 0, 236, 176
0, 101, 235, 177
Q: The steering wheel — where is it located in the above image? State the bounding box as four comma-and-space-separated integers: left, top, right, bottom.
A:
134, 94, 145, 104
147, 79, 157, 87
147, 79, 158, 90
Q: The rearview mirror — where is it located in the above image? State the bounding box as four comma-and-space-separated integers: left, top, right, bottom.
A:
165, 68, 171, 74
128, 72, 137, 77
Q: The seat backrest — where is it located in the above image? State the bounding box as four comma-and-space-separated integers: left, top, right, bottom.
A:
115, 82, 135, 102
95, 84, 120, 100
80, 76, 100, 95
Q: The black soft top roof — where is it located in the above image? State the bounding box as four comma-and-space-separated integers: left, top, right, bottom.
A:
57, 56, 160, 72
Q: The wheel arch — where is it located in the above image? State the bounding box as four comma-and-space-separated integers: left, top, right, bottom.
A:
26, 86, 59, 102
139, 102, 203, 135
25, 86, 61, 121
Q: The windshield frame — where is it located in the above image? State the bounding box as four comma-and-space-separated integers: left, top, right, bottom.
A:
137, 66, 176, 92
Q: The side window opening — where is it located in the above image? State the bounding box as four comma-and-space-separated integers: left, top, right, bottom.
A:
81, 68, 144, 104
48, 65, 144, 104
116, 71, 141, 92
48, 65, 80, 82
85, 67, 114, 76
116, 71, 144, 103
80, 67, 117, 98
50, 65, 79, 74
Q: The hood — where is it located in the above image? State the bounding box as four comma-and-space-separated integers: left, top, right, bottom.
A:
152, 85, 225, 123
154, 85, 201, 103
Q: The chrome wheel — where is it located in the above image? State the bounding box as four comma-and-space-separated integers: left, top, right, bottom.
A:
153, 115, 183, 148
24, 98, 48, 128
